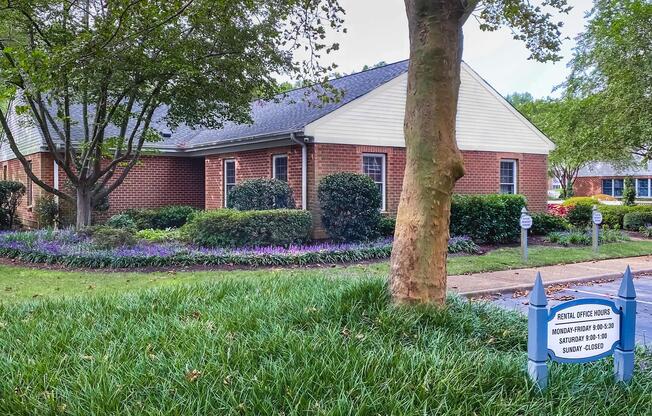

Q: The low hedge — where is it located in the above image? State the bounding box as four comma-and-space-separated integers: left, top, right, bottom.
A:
623, 212, 652, 231
450, 194, 527, 244
600, 205, 652, 229
181, 209, 312, 248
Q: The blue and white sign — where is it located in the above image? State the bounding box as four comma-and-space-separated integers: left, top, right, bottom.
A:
520, 214, 533, 230
592, 211, 603, 225
527, 266, 637, 390
547, 299, 620, 362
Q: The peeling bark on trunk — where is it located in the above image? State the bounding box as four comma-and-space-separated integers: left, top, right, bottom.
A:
389, 0, 466, 305
76, 187, 92, 229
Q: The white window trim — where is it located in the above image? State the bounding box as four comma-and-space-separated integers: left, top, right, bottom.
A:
223, 159, 236, 208
636, 178, 651, 198
362, 153, 387, 212
500, 159, 518, 194
272, 154, 288, 181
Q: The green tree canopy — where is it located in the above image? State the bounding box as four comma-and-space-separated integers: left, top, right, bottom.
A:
0, 0, 344, 227
566, 0, 651, 159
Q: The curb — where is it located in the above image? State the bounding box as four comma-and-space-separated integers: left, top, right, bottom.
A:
455, 267, 652, 298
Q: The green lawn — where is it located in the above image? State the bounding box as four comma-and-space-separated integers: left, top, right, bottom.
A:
3, 241, 652, 302
0, 274, 650, 414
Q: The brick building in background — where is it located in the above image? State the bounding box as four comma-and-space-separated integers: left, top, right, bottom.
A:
1, 60, 554, 234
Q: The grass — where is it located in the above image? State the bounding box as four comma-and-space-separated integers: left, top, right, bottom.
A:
0, 275, 650, 414
3, 241, 652, 302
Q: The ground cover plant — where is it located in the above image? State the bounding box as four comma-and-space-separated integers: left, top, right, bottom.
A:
0, 273, 650, 414
0, 229, 481, 269
545, 228, 629, 246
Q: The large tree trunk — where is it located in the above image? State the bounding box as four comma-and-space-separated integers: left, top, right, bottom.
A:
389, 0, 466, 305
76, 187, 93, 229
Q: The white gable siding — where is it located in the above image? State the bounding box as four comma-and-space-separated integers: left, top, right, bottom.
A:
0, 101, 45, 161
305, 63, 554, 155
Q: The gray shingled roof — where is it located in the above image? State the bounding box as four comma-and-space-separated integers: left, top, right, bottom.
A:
57, 60, 409, 151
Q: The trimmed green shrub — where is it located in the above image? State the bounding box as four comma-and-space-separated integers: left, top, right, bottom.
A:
0, 181, 26, 229
623, 212, 652, 230
125, 205, 197, 230
136, 228, 181, 243
34, 195, 59, 228
81, 226, 137, 250
450, 194, 526, 244
623, 177, 636, 206
530, 212, 569, 236
318, 173, 382, 242
228, 179, 295, 210
566, 204, 593, 228
379, 216, 396, 237
561, 196, 598, 207
181, 209, 312, 248
106, 213, 137, 230
600, 205, 652, 229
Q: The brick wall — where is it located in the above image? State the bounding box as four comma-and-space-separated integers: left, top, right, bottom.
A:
574, 177, 603, 197
202, 144, 549, 238
2, 153, 205, 227
205, 145, 306, 209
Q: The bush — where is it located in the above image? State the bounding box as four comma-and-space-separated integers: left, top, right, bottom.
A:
125, 205, 197, 230
623, 212, 652, 231
566, 204, 593, 228
623, 178, 636, 206
228, 179, 295, 210
81, 226, 137, 250
181, 209, 312, 248
530, 212, 569, 236
34, 195, 59, 228
379, 216, 396, 237
0, 181, 26, 229
593, 193, 616, 202
318, 173, 382, 242
561, 196, 598, 207
136, 228, 181, 243
600, 205, 652, 229
450, 194, 526, 244
106, 214, 137, 230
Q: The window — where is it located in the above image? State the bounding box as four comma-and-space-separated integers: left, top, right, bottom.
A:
602, 178, 625, 198
223, 159, 236, 207
637, 179, 650, 198
602, 179, 613, 196
499, 160, 517, 194
2, 165, 6, 181
26, 161, 33, 207
272, 155, 288, 182
362, 154, 386, 211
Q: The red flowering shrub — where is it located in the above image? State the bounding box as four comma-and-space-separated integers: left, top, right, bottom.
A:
548, 203, 569, 217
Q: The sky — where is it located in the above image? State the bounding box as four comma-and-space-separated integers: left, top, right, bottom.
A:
322, 0, 594, 99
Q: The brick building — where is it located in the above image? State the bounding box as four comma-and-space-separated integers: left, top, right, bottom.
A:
1, 60, 554, 234
574, 161, 652, 199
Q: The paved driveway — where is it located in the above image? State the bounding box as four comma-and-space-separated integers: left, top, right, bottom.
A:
487, 275, 652, 346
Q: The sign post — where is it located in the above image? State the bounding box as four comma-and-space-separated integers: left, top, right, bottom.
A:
527, 266, 637, 390
520, 207, 533, 262
592, 205, 603, 253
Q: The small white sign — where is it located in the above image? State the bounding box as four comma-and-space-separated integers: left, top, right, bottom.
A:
520, 215, 533, 230
548, 303, 620, 360
593, 212, 603, 225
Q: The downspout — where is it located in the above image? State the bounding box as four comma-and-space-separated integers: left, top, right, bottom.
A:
289, 133, 307, 210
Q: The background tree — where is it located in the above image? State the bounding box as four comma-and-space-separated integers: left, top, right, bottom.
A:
566, 0, 651, 158
0, 0, 343, 228
389, 0, 571, 305
513, 95, 628, 198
